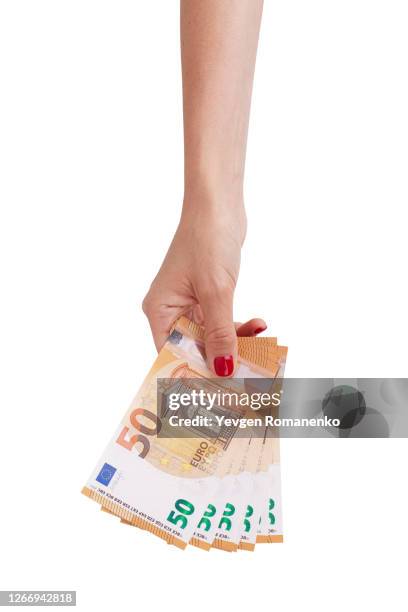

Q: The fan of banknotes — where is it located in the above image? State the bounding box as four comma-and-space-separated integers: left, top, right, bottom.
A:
82, 316, 287, 552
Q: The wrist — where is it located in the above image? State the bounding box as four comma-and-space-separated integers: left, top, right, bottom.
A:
184, 160, 244, 201
180, 189, 247, 245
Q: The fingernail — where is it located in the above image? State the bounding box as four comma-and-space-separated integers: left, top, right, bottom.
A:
254, 327, 267, 335
214, 355, 234, 377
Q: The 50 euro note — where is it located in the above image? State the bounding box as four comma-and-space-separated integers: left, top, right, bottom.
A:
256, 464, 284, 543
104, 332, 287, 551
82, 316, 285, 550
189, 345, 287, 552
241, 405, 284, 547
165, 333, 287, 552
98, 335, 287, 551
208, 356, 287, 552
254, 424, 284, 544
234, 426, 284, 548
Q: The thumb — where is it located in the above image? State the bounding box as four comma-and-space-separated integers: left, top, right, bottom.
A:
199, 285, 237, 377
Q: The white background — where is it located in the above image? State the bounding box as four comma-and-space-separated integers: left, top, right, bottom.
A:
1, 1, 407, 610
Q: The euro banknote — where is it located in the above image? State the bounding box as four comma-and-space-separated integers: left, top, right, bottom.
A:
82, 316, 287, 551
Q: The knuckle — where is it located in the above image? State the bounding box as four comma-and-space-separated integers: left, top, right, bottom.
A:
205, 325, 236, 350
200, 279, 233, 304
141, 295, 154, 316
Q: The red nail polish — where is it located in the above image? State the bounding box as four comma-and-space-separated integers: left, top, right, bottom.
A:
214, 355, 234, 377
254, 327, 266, 335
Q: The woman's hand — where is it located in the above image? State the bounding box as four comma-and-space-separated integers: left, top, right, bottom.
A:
143, 0, 264, 375
142, 202, 265, 376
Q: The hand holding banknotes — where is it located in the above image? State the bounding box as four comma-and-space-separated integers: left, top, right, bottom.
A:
83, 2, 289, 552
142, 206, 267, 377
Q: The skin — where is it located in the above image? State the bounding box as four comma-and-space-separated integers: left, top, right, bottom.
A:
143, 0, 264, 375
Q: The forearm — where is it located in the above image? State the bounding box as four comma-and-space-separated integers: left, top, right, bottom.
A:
180, 0, 263, 208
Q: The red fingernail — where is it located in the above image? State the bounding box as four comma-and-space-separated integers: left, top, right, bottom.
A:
254, 327, 266, 335
214, 355, 234, 377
